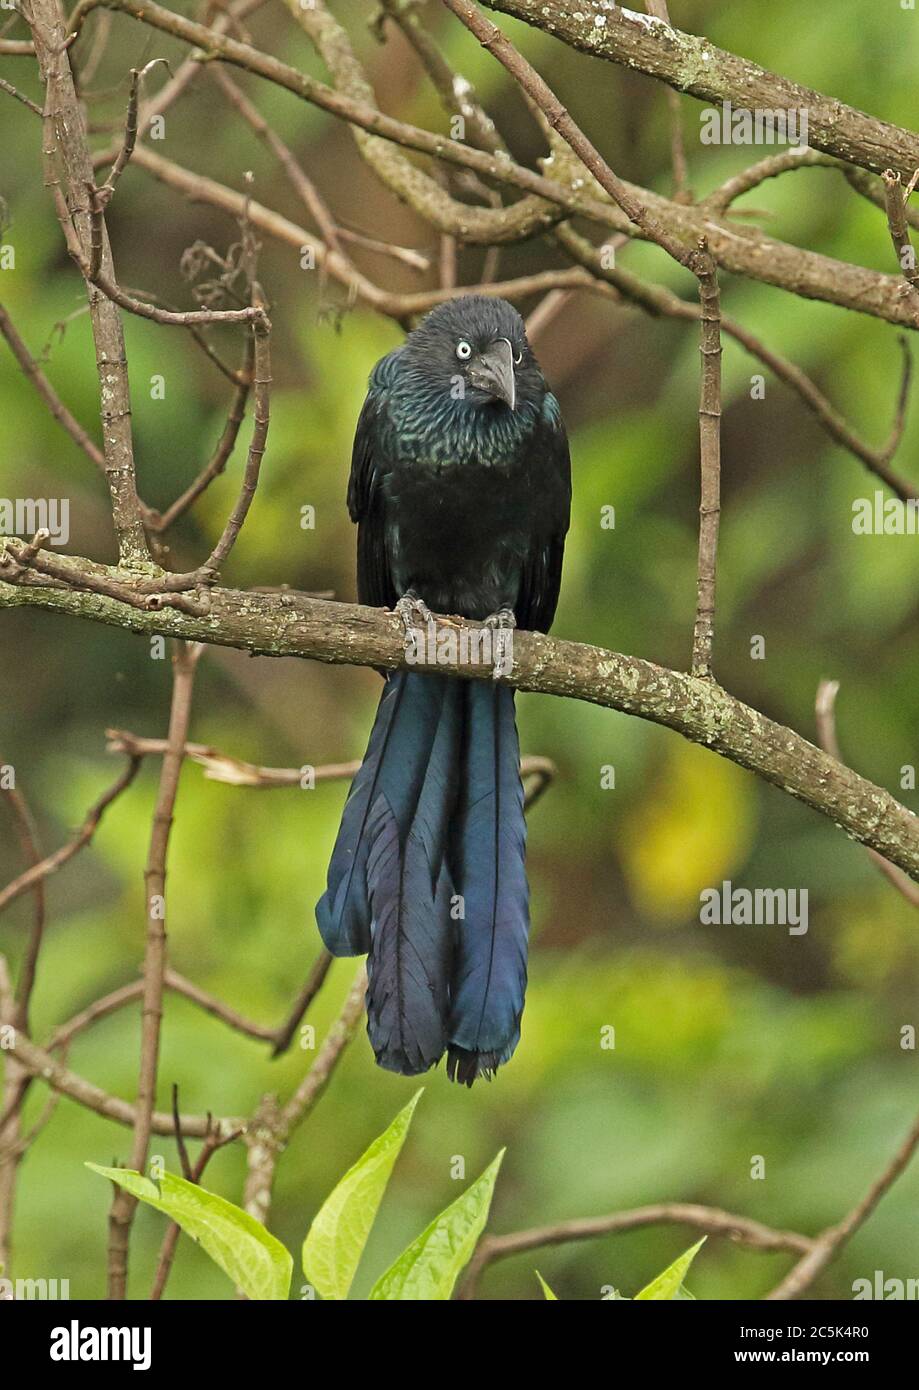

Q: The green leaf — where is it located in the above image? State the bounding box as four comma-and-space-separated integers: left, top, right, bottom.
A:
368, 1149, 504, 1301
634, 1237, 706, 1301
86, 1164, 292, 1301
535, 1270, 558, 1300
302, 1088, 423, 1300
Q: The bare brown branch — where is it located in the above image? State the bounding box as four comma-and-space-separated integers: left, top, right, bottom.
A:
107, 641, 201, 1298
28, 0, 149, 567
0, 757, 142, 917
459, 1203, 814, 1298
766, 1106, 919, 1299
883, 169, 919, 300
691, 241, 722, 678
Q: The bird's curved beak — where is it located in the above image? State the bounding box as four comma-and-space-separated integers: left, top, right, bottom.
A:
468, 337, 516, 411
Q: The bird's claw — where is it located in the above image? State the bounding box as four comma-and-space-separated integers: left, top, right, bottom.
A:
483, 607, 516, 631
484, 608, 516, 680
394, 591, 434, 648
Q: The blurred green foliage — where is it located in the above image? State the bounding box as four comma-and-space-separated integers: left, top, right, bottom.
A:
1, 0, 918, 1300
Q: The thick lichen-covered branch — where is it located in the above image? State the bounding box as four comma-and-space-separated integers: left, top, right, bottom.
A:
2, 546, 917, 879
485, 0, 919, 179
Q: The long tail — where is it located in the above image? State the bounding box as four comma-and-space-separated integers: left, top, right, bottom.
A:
446, 683, 529, 1086
316, 671, 460, 1075
315, 673, 529, 1084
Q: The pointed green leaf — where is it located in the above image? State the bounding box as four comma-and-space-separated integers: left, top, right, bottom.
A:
368, 1149, 504, 1301
302, 1089, 423, 1300
535, 1270, 558, 1300
86, 1164, 292, 1301
634, 1237, 706, 1300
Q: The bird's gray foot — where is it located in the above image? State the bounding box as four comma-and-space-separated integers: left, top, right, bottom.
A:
483, 607, 517, 631
394, 590, 434, 648
484, 607, 516, 679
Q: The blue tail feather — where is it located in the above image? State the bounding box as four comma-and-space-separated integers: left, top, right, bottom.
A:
364, 680, 462, 1074
316, 671, 446, 955
446, 682, 529, 1085
315, 671, 529, 1084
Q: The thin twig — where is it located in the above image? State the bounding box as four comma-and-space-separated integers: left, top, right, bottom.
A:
164, 968, 277, 1043
101, 59, 171, 196
107, 641, 201, 1299
90, 261, 270, 328
882, 169, 919, 296
152, 335, 254, 533
0, 74, 42, 115
171, 1083, 193, 1181
0, 300, 108, 476
0, 779, 46, 1269
0, 535, 212, 615
46, 980, 145, 1052
270, 951, 334, 1057
103, 730, 557, 805
45, 967, 283, 1056
0, 757, 142, 916
378, 0, 506, 156
200, 314, 270, 578
0, 773, 47, 1031
149, 1108, 241, 1299
691, 239, 722, 678
702, 147, 835, 214
459, 1203, 814, 1299
243, 965, 367, 1224
524, 288, 572, 343
210, 66, 351, 273
556, 226, 918, 501
765, 1106, 919, 1299
5, 1023, 237, 1137
281, 964, 367, 1129
441, 0, 696, 271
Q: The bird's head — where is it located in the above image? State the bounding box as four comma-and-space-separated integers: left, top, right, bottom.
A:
401, 295, 544, 416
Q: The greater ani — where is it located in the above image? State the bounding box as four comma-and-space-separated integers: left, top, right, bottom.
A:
316, 296, 571, 1084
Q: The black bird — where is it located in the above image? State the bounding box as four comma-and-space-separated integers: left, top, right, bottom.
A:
316, 295, 571, 1084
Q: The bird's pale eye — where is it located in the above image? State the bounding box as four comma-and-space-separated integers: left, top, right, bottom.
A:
513, 348, 523, 365
456, 340, 472, 361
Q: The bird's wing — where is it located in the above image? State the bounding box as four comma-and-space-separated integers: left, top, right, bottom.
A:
347, 355, 399, 610
517, 393, 572, 634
